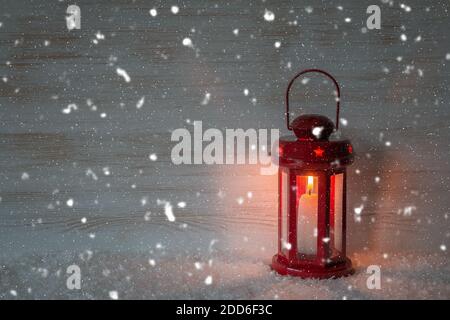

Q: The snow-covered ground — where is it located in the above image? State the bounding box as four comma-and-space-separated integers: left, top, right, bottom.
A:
0, 0, 449, 299
1, 248, 449, 299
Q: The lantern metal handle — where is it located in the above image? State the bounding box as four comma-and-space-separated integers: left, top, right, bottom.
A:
285, 69, 341, 130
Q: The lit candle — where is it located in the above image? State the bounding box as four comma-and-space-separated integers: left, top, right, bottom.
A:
297, 176, 318, 255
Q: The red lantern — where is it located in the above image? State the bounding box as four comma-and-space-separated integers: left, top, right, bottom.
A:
271, 69, 355, 279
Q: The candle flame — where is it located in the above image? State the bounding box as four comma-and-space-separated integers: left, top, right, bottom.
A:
307, 176, 314, 194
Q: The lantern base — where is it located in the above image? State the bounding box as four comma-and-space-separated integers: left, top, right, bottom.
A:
271, 254, 354, 279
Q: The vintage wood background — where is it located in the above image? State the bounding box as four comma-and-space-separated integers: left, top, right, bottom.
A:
0, 0, 449, 298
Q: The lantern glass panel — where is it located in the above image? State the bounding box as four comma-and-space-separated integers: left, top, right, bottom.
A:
296, 175, 318, 256
331, 173, 344, 255
281, 170, 289, 255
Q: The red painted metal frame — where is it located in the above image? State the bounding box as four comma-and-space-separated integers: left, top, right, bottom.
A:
273, 167, 354, 279
342, 171, 348, 258
330, 173, 336, 251
278, 168, 282, 255
288, 171, 297, 263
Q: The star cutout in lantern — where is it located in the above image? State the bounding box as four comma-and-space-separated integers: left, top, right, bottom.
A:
313, 147, 325, 157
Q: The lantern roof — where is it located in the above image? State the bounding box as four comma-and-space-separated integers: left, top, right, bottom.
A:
291, 114, 335, 141
280, 69, 354, 170
275, 115, 354, 169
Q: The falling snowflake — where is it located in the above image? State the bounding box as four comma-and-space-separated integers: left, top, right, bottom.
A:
149, 8, 157, 17
354, 205, 364, 215
400, 3, 412, 12
403, 206, 416, 216
21, 172, 30, 180
171, 6, 179, 14
263, 9, 275, 22
201, 92, 211, 105
62, 103, 78, 114
66, 198, 74, 207
195, 262, 203, 270
208, 239, 218, 253
282, 241, 292, 250
301, 77, 310, 85
95, 31, 105, 40
204, 275, 213, 285
312, 126, 324, 138
103, 167, 111, 175
86, 168, 98, 181
109, 291, 119, 300
116, 67, 131, 83
157, 199, 176, 222
274, 41, 281, 48
149, 153, 157, 161
182, 37, 193, 47
136, 96, 145, 109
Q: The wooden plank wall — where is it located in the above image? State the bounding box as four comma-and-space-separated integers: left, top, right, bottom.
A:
0, 0, 449, 264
